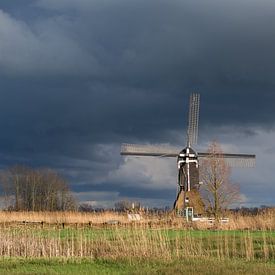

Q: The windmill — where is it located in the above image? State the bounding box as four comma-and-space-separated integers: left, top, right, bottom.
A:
120, 93, 255, 216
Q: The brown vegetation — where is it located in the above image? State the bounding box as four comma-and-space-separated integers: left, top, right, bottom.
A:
0, 218, 273, 261
0, 209, 273, 230
0, 210, 272, 262
0, 211, 128, 225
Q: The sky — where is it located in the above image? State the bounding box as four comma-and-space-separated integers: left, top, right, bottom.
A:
0, 0, 274, 208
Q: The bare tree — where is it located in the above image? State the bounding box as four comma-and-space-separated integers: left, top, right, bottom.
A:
114, 200, 132, 211
0, 165, 76, 211
114, 200, 141, 212
200, 141, 240, 219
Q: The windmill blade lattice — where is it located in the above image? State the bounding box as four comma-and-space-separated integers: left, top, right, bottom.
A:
187, 93, 200, 146
198, 152, 256, 168
121, 143, 180, 157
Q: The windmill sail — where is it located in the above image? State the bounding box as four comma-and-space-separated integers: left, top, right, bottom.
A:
187, 93, 200, 146
121, 143, 179, 157
198, 152, 256, 168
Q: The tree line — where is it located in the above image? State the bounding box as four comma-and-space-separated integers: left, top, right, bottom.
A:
0, 166, 76, 211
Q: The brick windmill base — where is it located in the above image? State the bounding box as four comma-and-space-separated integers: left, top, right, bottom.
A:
174, 189, 205, 217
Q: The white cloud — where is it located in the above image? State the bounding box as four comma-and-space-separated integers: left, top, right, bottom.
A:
74, 191, 120, 208
109, 154, 177, 190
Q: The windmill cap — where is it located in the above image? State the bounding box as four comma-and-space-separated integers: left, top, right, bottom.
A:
179, 146, 197, 156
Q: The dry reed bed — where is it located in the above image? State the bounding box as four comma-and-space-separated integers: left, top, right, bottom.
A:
225, 212, 275, 230
0, 211, 274, 230
0, 226, 273, 261
0, 211, 273, 262
0, 211, 128, 224
0, 210, 273, 261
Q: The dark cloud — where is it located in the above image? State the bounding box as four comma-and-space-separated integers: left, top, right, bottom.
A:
0, 1, 274, 207
72, 182, 175, 200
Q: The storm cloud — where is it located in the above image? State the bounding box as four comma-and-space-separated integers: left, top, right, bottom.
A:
0, 0, 275, 207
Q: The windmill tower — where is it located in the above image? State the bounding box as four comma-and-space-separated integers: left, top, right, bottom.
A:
121, 93, 255, 217
174, 94, 202, 215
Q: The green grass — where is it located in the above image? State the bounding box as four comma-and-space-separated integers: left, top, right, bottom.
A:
9, 227, 275, 239
0, 258, 274, 274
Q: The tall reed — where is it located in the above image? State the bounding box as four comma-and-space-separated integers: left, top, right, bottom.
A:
0, 225, 273, 261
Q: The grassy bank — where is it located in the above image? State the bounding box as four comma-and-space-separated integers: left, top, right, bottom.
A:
0, 257, 274, 274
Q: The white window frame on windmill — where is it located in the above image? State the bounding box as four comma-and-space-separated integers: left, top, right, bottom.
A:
185, 207, 194, 221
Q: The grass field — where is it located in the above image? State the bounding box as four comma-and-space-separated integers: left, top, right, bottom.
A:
0, 211, 274, 274
0, 258, 274, 274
